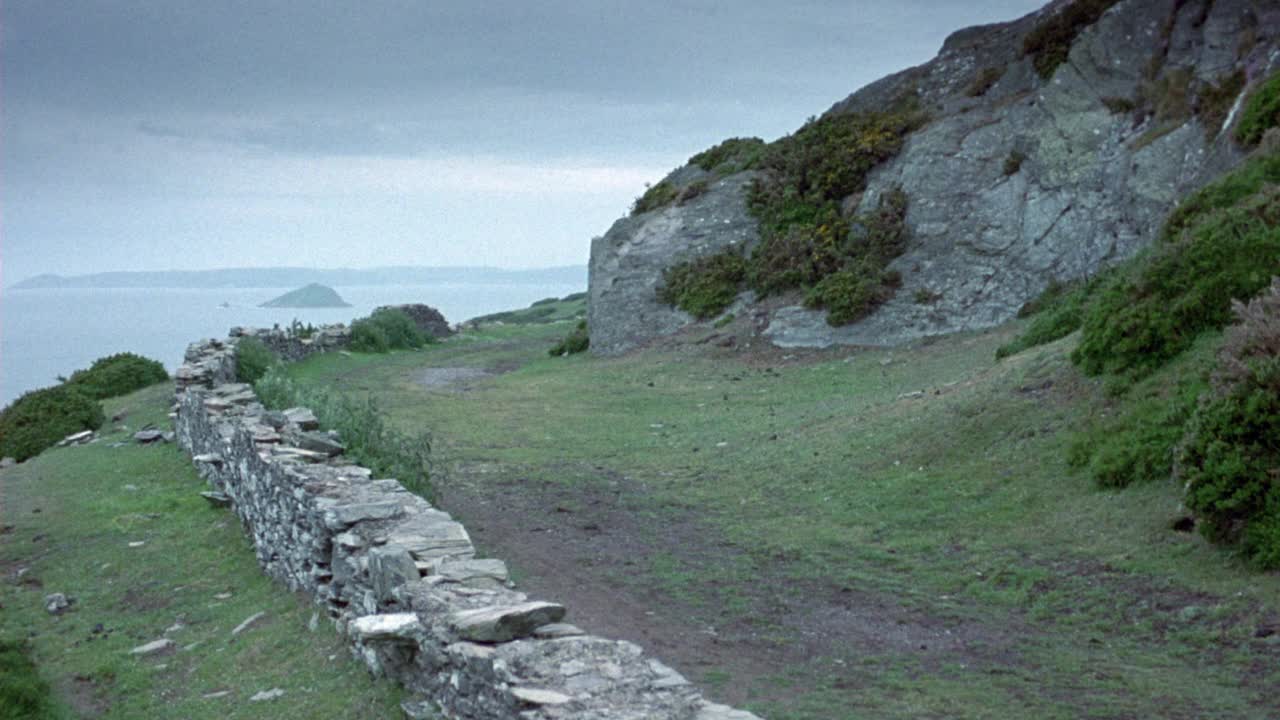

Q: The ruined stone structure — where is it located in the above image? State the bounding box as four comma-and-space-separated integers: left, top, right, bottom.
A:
173, 332, 758, 720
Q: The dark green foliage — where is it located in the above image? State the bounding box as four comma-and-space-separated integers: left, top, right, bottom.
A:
1073, 185, 1280, 379
350, 308, 427, 353
1163, 152, 1280, 242
1022, 0, 1121, 79
1236, 71, 1280, 146
1069, 367, 1207, 488
996, 278, 1103, 359
1199, 70, 1247, 140
1181, 280, 1280, 568
0, 385, 104, 462
549, 320, 590, 357
657, 251, 748, 319
631, 180, 680, 215
689, 137, 766, 175
64, 352, 168, 400
677, 178, 711, 205
804, 262, 902, 327
471, 305, 557, 325
235, 336, 278, 384
0, 639, 55, 720
1003, 150, 1026, 176
256, 367, 433, 498
966, 67, 1004, 97
561, 291, 588, 303
1101, 96, 1137, 115
287, 318, 317, 339
531, 297, 560, 307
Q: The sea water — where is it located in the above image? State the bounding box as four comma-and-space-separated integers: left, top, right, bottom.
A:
0, 283, 582, 407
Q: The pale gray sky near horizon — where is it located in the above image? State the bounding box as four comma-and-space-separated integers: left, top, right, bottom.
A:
2, 0, 1047, 284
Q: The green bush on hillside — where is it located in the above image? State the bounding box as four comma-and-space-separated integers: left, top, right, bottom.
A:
657, 251, 748, 319
1022, 0, 1122, 79
1181, 279, 1280, 569
631, 180, 680, 216
64, 352, 168, 400
0, 385, 104, 462
350, 308, 428, 353
689, 137, 766, 175
255, 367, 433, 498
0, 639, 54, 720
996, 277, 1105, 360
1162, 152, 1280, 242
1072, 186, 1280, 379
549, 320, 590, 357
235, 337, 278, 384
1235, 71, 1280, 147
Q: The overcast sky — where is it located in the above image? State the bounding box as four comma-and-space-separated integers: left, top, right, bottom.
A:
2, 1, 1046, 283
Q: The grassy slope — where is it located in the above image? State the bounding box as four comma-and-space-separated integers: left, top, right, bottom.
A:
0, 384, 406, 719
282, 303, 1280, 719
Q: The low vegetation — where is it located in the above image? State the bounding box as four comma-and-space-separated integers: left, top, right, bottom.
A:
1181, 279, 1280, 568
994, 278, 1098, 360
350, 307, 429, 354
688, 137, 766, 175
0, 385, 105, 462
255, 367, 433, 498
469, 292, 586, 326
630, 180, 680, 216
64, 352, 168, 400
1022, 0, 1121, 79
234, 336, 278, 384
965, 66, 1004, 97
548, 320, 590, 357
0, 639, 53, 720
1236, 71, 1280, 146
657, 251, 748, 319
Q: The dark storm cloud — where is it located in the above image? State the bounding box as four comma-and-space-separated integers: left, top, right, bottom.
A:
2, 1, 1048, 281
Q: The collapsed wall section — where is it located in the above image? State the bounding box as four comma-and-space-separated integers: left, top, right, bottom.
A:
173, 332, 759, 720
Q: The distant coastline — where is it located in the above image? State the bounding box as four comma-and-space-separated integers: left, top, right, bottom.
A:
8, 265, 587, 291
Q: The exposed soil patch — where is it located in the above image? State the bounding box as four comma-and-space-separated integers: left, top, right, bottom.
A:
438, 461, 1025, 706
61, 673, 111, 718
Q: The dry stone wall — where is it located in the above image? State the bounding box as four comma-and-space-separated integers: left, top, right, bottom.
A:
173, 331, 760, 720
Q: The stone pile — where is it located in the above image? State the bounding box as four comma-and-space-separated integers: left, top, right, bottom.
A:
174, 333, 760, 720
231, 324, 353, 363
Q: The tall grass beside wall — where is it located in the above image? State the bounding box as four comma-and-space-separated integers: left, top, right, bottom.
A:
255, 367, 433, 499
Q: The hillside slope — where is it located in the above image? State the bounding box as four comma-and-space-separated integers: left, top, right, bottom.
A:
589, 0, 1278, 355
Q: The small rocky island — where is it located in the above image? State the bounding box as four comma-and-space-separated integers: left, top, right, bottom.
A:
260, 283, 351, 308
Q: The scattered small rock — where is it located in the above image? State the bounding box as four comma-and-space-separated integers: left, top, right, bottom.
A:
201, 690, 232, 700
213, 592, 233, 600
130, 638, 175, 656
231, 611, 266, 636
134, 429, 165, 444
308, 612, 320, 633
128, 541, 146, 548
0, 457, 16, 469
511, 687, 572, 706
200, 491, 232, 508
44, 593, 71, 615
249, 688, 285, 702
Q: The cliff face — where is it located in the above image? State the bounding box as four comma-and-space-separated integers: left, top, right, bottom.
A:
589, 0, 1280, 355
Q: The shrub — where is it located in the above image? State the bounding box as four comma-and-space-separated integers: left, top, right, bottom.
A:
996, 277, 1103, 359
0, 385, 104, 462
1163, 151, 1280, 242
0, 638, 54, 720
804, 262, 902, 327
1072, 186, 1280, 379
1199, 70, 1247, 140
1236, 71, 1280, 146
1022, 0, 1121, 79
631, 180, 680, 215
657, 251, 748, 319
64, 352, 168, 400
1180, 279, 1280, 568
966, 67, 1004, 97
255, 367, 433, 498
689, 137, 766, 175
235, 336, 278, 384
350, 308, 427, 353
549, 320, 590, 357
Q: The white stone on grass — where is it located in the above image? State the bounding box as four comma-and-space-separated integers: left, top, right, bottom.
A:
350, 613, 422, 642
130, 638, 175, 656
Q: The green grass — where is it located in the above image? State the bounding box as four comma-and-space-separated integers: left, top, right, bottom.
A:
1236, 71, 1280, 146
277, 316, 1280, 719
468, 293, 586, 326
0, 384, 408, 719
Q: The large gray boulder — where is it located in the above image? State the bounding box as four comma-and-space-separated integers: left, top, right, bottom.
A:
589, 0, 1279, 353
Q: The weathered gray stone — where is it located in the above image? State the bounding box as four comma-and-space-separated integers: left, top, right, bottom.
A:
200, 491, 232, 507
369, 545, 420, 603
249, 688, 285, 702
288, 431, 345, 457
283, 407, 320, 430
231, 611, 266, 636
532, 622, 585, 639
130, 638, 175, 656
511, 687, 572, 706
434, 559, 509, 588
350, 613, 423, 642
323, 501, 405, 529
0, 457, 16, 469
44, 593, 70, 614
450, 601, 567, 643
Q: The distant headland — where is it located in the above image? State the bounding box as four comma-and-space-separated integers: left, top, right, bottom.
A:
7, 265, 587, 290
259, 283, 351, 308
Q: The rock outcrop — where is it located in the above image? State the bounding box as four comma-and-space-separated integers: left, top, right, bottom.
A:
588, 0, 1280, 354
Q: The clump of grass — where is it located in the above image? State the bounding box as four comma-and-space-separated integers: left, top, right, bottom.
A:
965, 67, 1004, 97
0, 385, 105, 462
804, 261, 902, 327
1199, 70, 1247, 140
913, 288, 941, 305
1235, 71, 1280, 146
995, 279, 1099, 360
235, 336, 279, 384
1101, 96, 1137, 114
657, 251, 748, 320
677, 178, 711, 205
549, 320, 590, 357
631, 180, 681, 216
1163, 151, 1280, 241
689, 137, 766, 175
1181, 279, 1280, 568
64, 352, 168, 400
255, 367, 433, 498
1022, 0, 1121, 79
0, 638, 55, 720
350, 308, 428, 354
